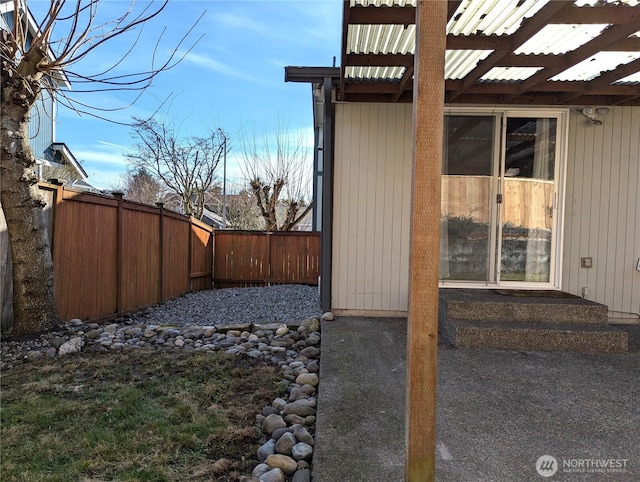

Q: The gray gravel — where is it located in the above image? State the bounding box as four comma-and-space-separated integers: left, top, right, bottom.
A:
132, 284, 321, 327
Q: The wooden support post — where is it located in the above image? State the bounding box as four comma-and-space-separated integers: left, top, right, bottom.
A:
406, 1, 447, 481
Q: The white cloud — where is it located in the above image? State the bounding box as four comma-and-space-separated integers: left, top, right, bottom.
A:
183, 52, 262, 84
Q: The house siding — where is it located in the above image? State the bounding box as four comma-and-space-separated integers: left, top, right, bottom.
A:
333, 103, 412, 314
332, 103, 640, 320
28, 89, 55, 160
563, 106, 640, 321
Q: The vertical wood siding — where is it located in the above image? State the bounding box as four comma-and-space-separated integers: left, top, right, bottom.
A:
563, 106, 640, 320
333, 103, 412, 313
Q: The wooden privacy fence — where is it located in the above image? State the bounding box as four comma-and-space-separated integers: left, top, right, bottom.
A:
1, 183, 213, 324
213, 231, 321, 288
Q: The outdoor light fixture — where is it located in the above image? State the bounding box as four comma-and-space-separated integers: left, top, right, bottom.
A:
582, 107, 610, 126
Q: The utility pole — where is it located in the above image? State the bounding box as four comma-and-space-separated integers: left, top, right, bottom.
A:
219, 128, 228, 229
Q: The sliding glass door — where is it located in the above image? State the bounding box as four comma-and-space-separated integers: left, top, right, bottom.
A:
441, 110, 565, 288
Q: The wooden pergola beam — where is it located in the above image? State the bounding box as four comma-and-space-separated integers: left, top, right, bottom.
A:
505, 23, 640, 102
348, 5, 415, 25
346, 53, 413, 67
406, 1, 446, 480
551, 5, 640, 24
448, 0, 573, 101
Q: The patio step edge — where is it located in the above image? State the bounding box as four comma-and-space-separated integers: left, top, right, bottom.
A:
441, 319, 629, 354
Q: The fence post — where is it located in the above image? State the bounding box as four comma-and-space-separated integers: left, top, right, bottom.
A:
187, 217, 193, 292
112, 192, 124, 316
266, 232, 272, 285
157, 202, 165, 303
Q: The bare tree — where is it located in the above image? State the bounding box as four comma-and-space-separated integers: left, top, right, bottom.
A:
118, 167, 166, 206
225, 189, 261, 230
240, 123, 313, 231
0, 0, 199, 335
126, 118, 224, 220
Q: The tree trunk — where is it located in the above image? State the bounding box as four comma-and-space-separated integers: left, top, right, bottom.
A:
1, 58, 59, 335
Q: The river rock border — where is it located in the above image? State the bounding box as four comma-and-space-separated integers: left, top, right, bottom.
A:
1, 315, 322, 482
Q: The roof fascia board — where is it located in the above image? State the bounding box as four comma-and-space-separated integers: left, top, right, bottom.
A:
285, 66, 340, 83
51, 142, 88, 180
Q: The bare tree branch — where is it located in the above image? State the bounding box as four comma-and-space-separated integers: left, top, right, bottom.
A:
239, 121, 313, 231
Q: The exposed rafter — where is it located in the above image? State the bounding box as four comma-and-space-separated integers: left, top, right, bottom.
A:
338, 0, 640, 107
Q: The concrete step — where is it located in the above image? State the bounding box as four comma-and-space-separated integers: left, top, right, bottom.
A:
440, 289, 609, 325
440, 319, 628, 354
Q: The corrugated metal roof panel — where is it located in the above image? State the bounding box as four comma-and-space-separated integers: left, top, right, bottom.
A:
616, 72, 640, 83
348, 24, 415, 55
346, 66, 405, 81
551, 51, 640, 81
447, 0, 549, 36
344, 0, 640, 86
482, 67, 543, 82
445, 50, 493, 79
515, 24, 608, 55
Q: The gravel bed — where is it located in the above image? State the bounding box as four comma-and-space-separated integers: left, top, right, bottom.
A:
133, 284, 321, 327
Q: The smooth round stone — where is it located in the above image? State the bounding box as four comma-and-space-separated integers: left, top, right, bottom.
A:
259, 468, 285, 482
291, 442, 313, 461
174, 339, 185, 347
321, 311, 334, 321
306, 360, 319, 373
262, 414, 287, 435
283, 400, 316, 417
293, 425, 314, 446
292, 468, 311, 482
272, 398, 287, 411
299, 346, 320, 359
252, 463, 270, 477
295, 373, 319, 387
306, 333, 321, 345
265, 454, 297, 476
257, 439, 276, 462
262, 406, 279, 417
301, 384, 316, 395
271, 427, 293, 441
276, 327, 289, 336
274, 432, 296, 455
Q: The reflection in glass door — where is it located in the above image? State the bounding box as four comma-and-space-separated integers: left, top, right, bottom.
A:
441, 111, 562, 287
499, 117, 556, 283
441, 115, 497, 282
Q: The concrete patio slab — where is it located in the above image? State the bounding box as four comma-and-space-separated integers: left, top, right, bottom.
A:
313, 317, 640, 481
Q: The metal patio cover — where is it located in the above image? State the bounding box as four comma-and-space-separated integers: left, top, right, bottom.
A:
339, 0, 640, 106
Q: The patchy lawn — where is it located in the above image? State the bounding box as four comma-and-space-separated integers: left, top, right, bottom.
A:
0, 349, 283, 481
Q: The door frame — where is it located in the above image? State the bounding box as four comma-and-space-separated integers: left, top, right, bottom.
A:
441, 106, 569, 290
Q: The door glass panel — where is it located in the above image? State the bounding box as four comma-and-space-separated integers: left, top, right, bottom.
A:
500, 117, 556, 282
441, 116, 495, 281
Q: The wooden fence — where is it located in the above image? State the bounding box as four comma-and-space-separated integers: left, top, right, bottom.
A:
213, 231, 321, 288
1, 183, 213, 326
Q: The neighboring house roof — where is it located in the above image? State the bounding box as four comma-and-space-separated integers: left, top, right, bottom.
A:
339, 0, 640, 105
0, 0, 70, 88
50, 142, 88, 181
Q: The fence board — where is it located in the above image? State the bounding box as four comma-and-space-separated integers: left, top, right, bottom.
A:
213, 231, 320, 288
1, 184, 214, 328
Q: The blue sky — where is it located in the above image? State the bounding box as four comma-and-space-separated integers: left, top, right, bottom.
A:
29, 0, 342, 189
